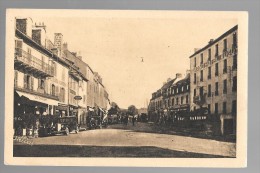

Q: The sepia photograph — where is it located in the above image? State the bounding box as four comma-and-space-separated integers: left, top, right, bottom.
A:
4, 9, 248, 167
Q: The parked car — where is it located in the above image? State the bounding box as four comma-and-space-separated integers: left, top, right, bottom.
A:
51, 116, 79, 135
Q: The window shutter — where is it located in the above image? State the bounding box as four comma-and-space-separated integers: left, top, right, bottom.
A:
31, 77, 34, 90
24, 74, 27, 89
38, 78, 41, 88
15, 40, 23, 48
15, 40, 23, 57
56, 86, 59, 97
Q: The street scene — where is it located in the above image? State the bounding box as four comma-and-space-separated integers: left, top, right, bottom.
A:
12, 12, 238, 158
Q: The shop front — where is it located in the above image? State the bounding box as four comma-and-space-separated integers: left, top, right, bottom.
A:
14, 90, 59, 136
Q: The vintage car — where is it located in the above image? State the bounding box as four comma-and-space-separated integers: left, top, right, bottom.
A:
51, 116, 79, 135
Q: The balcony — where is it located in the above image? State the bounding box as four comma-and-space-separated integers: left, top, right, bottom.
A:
193, 94, 206, 106
14, 48, 54, 78
15, 86, 59, 101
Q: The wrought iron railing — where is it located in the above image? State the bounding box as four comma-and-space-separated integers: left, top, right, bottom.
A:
15, 48, 54, 76
15, 86, 59, 100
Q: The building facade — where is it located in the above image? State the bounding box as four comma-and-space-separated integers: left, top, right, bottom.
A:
189, 25, 238, 135
13, 17, 110, 135
148, 73, 190, 123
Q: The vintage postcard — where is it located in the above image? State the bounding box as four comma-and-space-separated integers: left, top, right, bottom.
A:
5, 9, 248, 167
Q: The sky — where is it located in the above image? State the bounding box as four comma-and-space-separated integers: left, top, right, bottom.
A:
23, 10, 237, 109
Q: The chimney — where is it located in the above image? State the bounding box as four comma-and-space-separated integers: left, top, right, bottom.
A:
54, 33, 63, 56
176, 73, 182, 78
167, 78, 172, 82
208, 39, 214, 44
62, 43, 68, 51
51, 48, 58, 56
71, 52, 77, 57
32, 22, 47, 46
16, 17, 33, 37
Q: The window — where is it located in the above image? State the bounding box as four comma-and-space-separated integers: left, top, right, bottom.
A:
186, 95, 189, 104
24, 75, 33, 90
215, 63, 219, 76
177, 88, 179, 93
223, 79, 227, 94
60, 88, 65, 102
181, 96, 184, 105
232, 76, 237, 92
194, 57, 196, 67
233, 54, 237, 70
223, 59, 227, 73
223, 102, 227, 114
194, 88, 196, 97
200, 70, 203, 82
194, 73, 197, 84
187, 85, 189, 91
233, 32, 237, 49
200, 53, 203, 64
208, 49, 211, 61
232, 100, 237, 115
176, 97, 179, 105
215, 103, 218, 114
172, 88, 175, 95
39, 79, 45, 89
172, 98, 174, 106
223, 39, 227, 52
208, 104, 211, 114
208, 84, 211, 97
215, 82, 219, 96
51, 84, 55, 96
215, 44, 219, 56
208, 66, 211, 79
199, 87, 204, 97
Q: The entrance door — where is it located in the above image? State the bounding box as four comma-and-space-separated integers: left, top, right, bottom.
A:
224, 119, 233, 135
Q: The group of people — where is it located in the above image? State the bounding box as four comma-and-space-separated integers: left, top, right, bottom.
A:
120, 114, 137, 126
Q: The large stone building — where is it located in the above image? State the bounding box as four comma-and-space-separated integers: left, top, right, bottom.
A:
13, 17, 110, 135
148, 73, 190, 123
189, 25, 238, 135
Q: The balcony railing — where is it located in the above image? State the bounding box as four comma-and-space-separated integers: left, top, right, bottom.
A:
15, 86, 59, 100
15, 48, 54, 77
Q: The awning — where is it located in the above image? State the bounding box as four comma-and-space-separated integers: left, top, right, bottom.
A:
16, 91, 59, 106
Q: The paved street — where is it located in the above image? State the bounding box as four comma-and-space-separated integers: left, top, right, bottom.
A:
14, 122, 236, 157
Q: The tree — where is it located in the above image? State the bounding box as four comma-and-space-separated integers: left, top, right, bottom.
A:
128, 105, 138, 116
108, 102, 120, 115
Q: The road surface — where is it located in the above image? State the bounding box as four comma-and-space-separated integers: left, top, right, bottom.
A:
14, 122, 236, 157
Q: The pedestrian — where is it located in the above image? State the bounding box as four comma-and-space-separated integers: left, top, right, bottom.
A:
132, 115, 136, 126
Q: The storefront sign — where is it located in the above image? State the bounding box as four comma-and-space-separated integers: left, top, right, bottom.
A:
34, 95, 48, 102
193, 48, 237, 72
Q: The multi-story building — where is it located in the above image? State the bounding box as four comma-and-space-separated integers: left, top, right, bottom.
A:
13, 17, 110, 135
168, 73, 190, 122
14, 18, 73, 136
189, 25, 238, 135
148, 73, 189, 123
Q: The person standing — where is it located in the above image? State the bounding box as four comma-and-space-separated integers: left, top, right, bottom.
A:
132, 115, 136, 126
